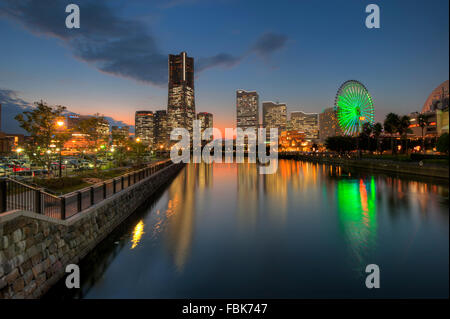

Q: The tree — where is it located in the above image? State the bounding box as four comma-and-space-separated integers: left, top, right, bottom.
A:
111, 129, 130, 167
325, 136, 356, 154
131, 138, 146, 167
436, 133, 449, 154
76, 114, 109, 173
383, 113, 400, 154
373, 122, 383, 153
397, 115, 411, 153
360, 122, 374, 153
14, 101, 69, 174
417, 113, 427, 153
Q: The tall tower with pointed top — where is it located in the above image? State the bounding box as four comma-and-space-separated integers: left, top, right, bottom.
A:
167, 52, 195, 138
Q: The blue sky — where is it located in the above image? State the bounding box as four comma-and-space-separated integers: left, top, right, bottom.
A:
0, 0, 448, 131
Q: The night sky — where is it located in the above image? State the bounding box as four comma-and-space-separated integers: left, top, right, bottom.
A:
0, 0, 448, 133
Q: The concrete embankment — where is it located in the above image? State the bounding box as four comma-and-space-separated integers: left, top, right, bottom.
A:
0, 162, 184, 299
279, 154, 449, 180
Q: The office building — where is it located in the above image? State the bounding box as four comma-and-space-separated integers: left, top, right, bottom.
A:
319, 107, 342, 142
154, 110, 169, 150
236, 90, 259, 131
197, 112, 213, 141
135, 111, 154, 147
288, 111, 319, 140
262, 101, 287, 140
167, 52, 195, 138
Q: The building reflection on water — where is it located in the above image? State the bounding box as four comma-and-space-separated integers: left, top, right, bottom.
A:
45, 159, 448, 298
128, 160, 448, 274
137, 163, 213, 272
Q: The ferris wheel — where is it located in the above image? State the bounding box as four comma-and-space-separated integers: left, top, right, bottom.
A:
334, 80, 375, 135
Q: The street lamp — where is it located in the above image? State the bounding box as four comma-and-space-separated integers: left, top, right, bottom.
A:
55, 119, 65, 178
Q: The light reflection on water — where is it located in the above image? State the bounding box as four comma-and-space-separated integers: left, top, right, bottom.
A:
48, 160, 449, 298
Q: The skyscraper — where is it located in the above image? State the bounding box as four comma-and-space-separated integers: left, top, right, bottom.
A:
154, 110, 169, 149
288, 111, 319, 140
167, 52, 195, 138
135, 111, 154, 147
262, 101, 287, 139
319, 107, 342, 142
197, 112, 213, 141
236, 90, 259, 131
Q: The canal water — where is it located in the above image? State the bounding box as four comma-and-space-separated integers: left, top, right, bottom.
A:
47, 160, 449, 298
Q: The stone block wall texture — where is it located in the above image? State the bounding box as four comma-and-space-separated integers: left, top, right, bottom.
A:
0, 162, 184, 299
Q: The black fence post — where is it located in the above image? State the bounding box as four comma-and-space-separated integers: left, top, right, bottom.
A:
103, 182, 107, 199
121, 176, 124, 190
113, 179, 116, 194
34, 189, 41, 214
61, 197, 66, 220
90, 187, 94, 205
0, 179, 6, 213
77, 191, 82, 212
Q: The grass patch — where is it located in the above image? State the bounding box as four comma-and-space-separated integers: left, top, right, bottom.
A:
32, 176, 90, 194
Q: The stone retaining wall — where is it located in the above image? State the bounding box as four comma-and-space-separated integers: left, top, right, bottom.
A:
0, 162, 184, 299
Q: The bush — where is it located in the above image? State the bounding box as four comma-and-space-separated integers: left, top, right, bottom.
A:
436, 133, 449, 154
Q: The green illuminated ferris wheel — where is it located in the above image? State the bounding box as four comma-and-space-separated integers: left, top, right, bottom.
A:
334, 80, 375, 135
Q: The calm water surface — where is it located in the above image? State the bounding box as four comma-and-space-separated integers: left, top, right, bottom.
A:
50, 160, 449, 298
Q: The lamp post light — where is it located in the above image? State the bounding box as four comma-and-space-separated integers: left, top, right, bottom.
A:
15, 147, 23, 175
56, 120, 65, 178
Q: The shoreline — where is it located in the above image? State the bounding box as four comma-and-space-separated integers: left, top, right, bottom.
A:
279, 153, 449, 182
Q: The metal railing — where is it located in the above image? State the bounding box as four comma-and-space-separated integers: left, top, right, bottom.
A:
0, 160, 173, 220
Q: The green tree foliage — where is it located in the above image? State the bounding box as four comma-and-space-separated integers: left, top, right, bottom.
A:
14, 101, 69, 173
436, 133, 449, 154
76, 114, 109, 173
384, 113, 400, 154
417, 113, 427, 152
373, 122, 383, 152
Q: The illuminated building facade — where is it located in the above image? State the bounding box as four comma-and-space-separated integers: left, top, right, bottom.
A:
422, 80, 449, 113
167, 52, 195, 138
154, 110, 169, 150
197, 112, 213, 141
408, 111, 438, 137
288, 111, 319, 140
236, 90, 259, 131
279, 130, 308, 152
135, 111, 154, 147
319, 107, 342, 143
262, 101, 287, 140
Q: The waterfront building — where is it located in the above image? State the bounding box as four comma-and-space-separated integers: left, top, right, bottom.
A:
262, 101, 287, 141
279, 130, 308, 152
288, 111, 319, 141
319, 107, 342, 143
135, 111, 154, 147
154, 110, 169, 150
167, 52, 195, 138
408, 111, 438, 138
236, 90, 259, 131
